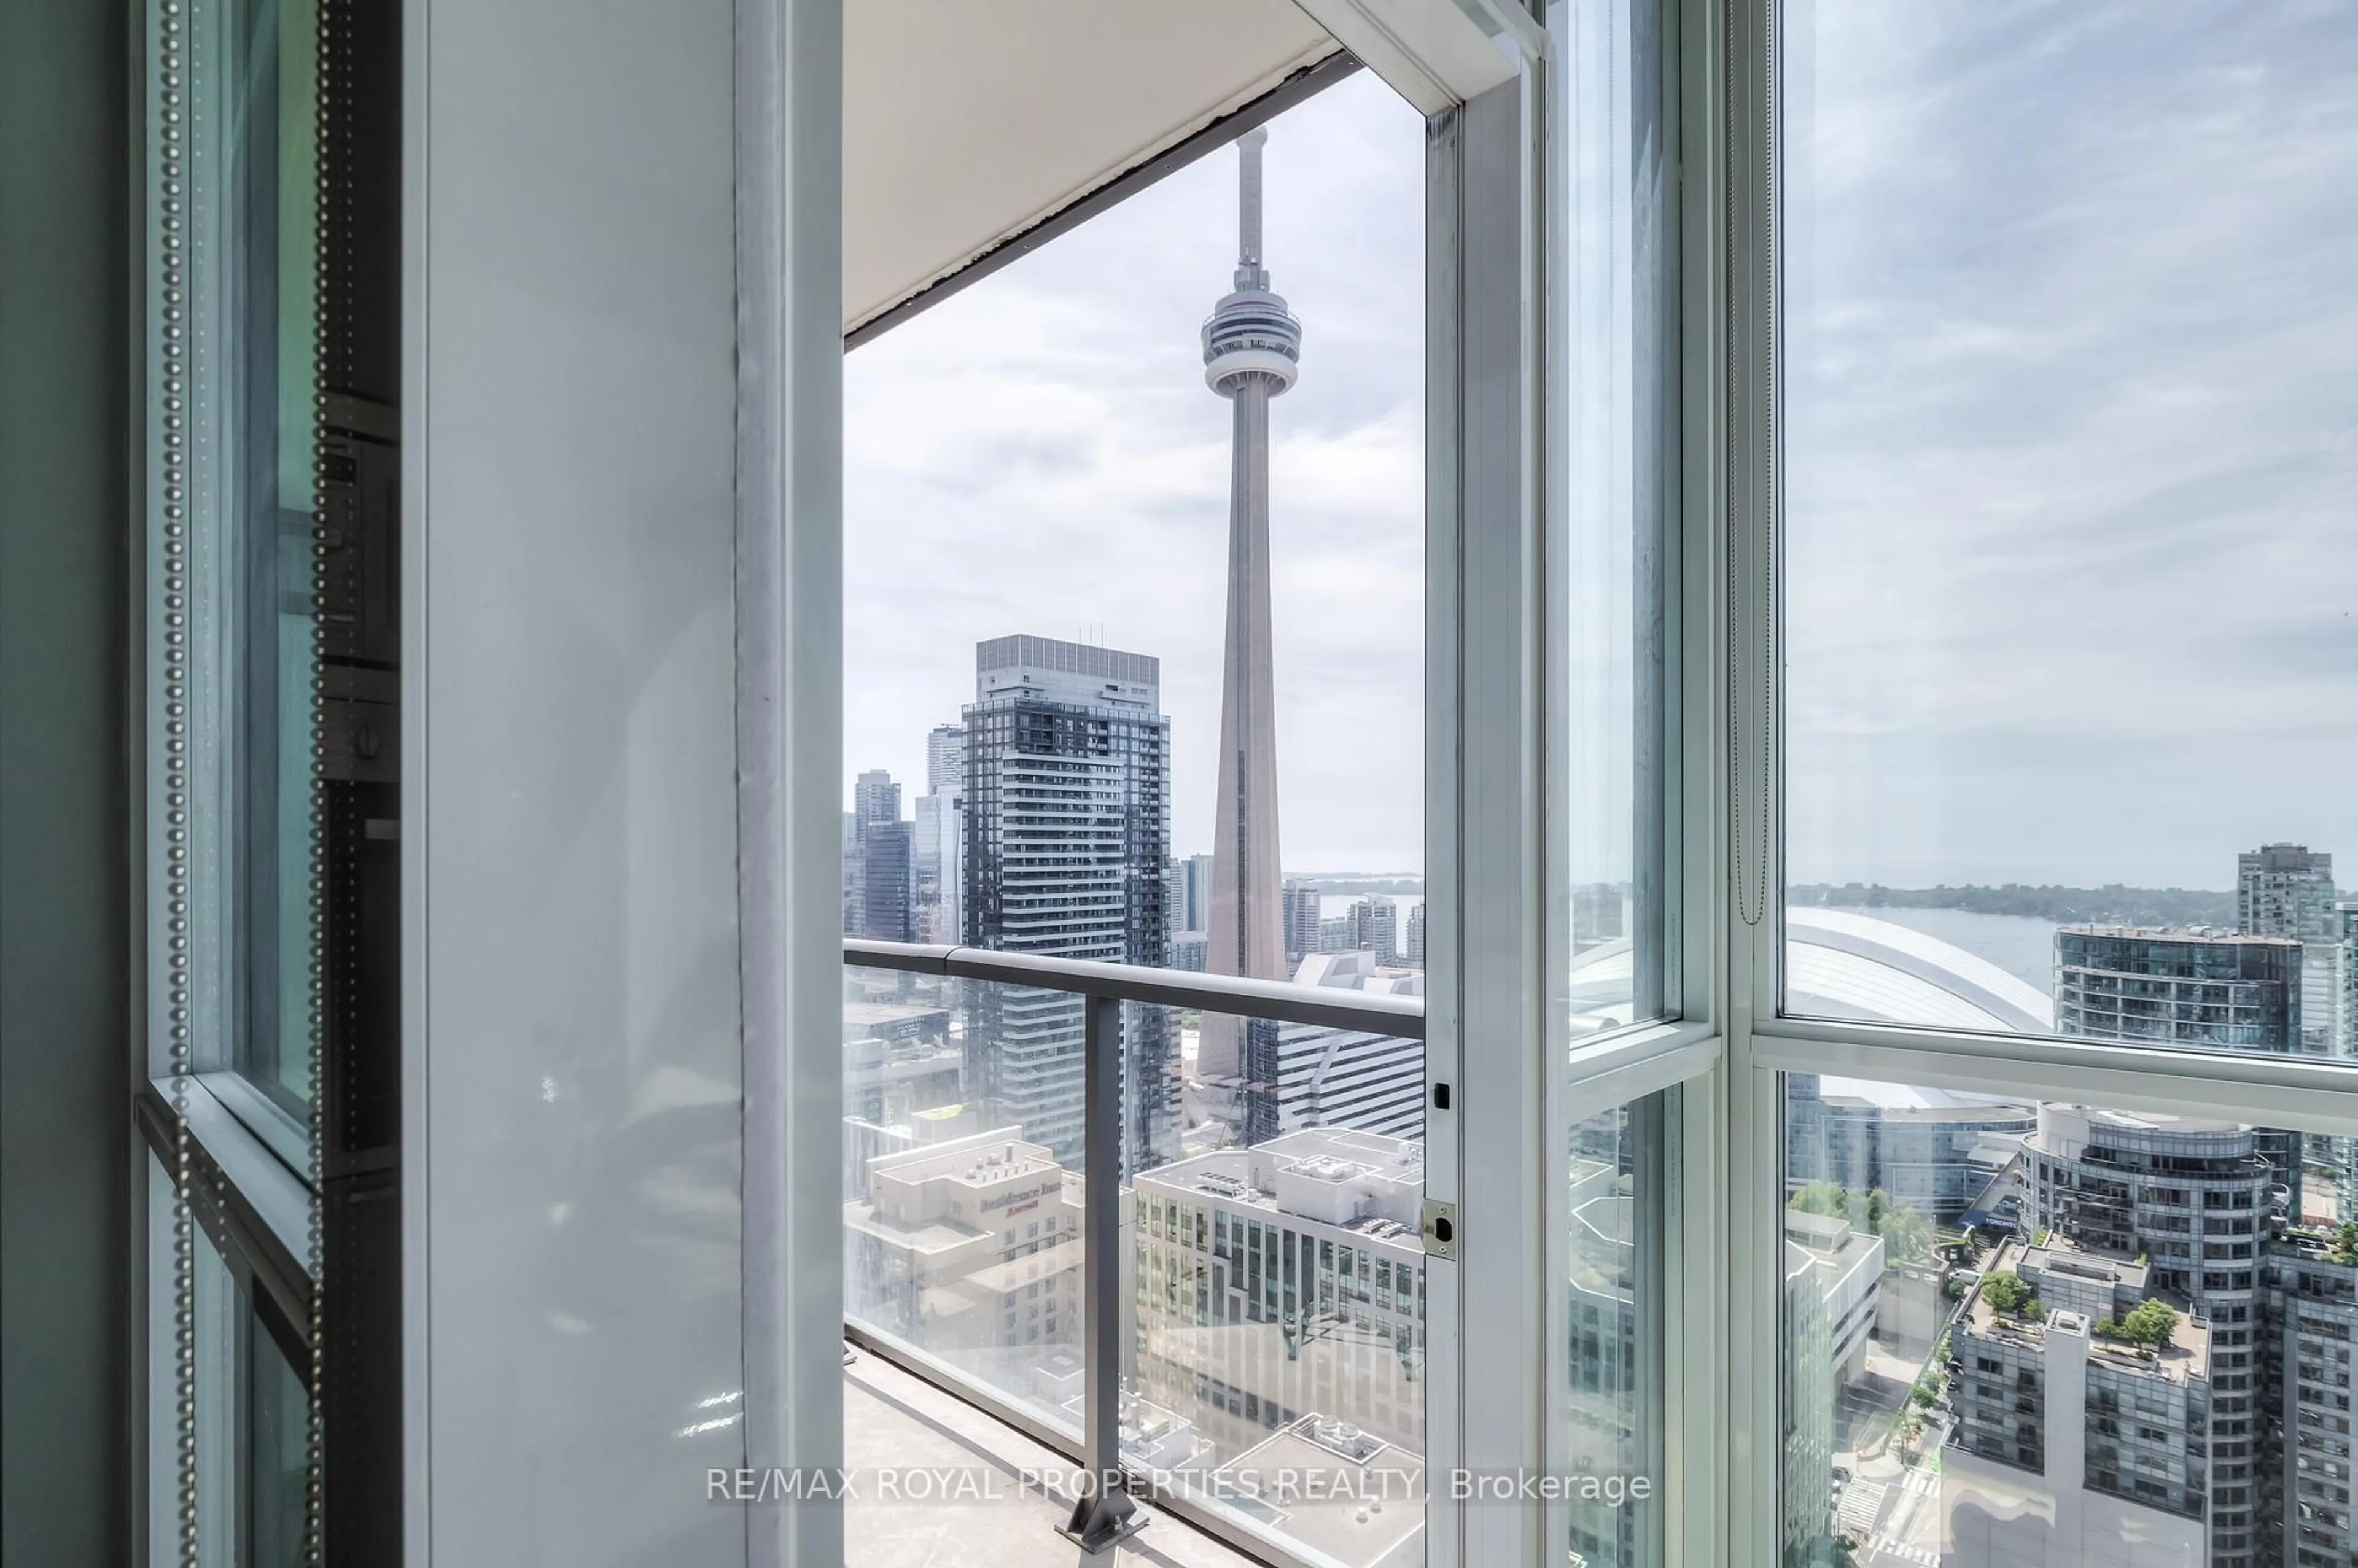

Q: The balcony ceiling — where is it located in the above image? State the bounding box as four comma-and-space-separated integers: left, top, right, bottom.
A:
844, 0, 1340, 336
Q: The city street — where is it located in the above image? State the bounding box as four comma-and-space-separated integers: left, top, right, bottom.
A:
1832, 1409, 1950, 1568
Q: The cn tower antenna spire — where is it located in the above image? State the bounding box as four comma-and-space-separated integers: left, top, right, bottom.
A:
1236, 126, 1268, 287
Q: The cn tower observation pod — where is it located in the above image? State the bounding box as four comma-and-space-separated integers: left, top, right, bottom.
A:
1201, 129, 1304, 396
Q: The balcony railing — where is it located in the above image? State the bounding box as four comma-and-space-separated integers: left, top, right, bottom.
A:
842, 937, 1429, 1556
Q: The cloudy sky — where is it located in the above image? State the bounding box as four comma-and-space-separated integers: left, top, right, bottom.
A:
1784, 0, 2358, 888
845, 69, 1427, 874
849, 2, 2357, 892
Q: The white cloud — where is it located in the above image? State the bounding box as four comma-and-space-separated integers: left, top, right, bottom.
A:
846, 70, 1426, 872
1784, 0, 2358, 887
847, 7, 2358, 892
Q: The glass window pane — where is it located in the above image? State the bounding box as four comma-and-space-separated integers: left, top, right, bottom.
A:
842, 966, 1089, 1440
1126, 1003, 1426, 1568
154, 0, 402, 1138
248, 1311, 309, 1567
147, 1144, 318, 1568
1551, 0, 1680, 1039
227, 0, 324, 1113
149, 1150, 241, 1568
1566, 1089, 1673, 1568
1782, 1071, 2358, 1567
839, 970, 1433, 1568
1781, 5, 2358, 1048
194, 1219, 239, 1568
168, 0, 325, 1109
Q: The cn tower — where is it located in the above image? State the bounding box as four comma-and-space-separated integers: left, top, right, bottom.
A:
1200, 127, 1301, 1086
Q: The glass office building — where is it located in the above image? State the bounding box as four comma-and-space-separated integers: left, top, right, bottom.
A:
2056, 928, 2304, 1053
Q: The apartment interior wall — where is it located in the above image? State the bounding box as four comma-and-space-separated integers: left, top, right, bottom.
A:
0, 0, 135, 1562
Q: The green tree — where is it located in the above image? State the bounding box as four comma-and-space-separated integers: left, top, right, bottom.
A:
1788, 1183, 1855, 1221
1787, 1184, 1934, 1262
1880, 1205, 1935, 1264
2119, 1299, 2177, 1349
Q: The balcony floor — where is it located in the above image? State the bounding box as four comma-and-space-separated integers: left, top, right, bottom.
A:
846, 1345, 1263, 1568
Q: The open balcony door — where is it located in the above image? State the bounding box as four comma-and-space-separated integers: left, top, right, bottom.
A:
833, 6, 1532, 1568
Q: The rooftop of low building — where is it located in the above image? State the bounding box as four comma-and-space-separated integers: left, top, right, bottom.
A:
2014, 1232, 2151, 1294
1137, 1125, 1427, 1209
1209, 1415, 1426, 1567
1962, 1237, 2210, 1383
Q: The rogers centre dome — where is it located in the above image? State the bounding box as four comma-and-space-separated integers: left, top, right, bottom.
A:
1568, 906, 2053, 1036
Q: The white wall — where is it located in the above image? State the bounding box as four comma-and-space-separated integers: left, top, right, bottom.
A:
404, 0, 841, 1561
0, 4, 133, 1561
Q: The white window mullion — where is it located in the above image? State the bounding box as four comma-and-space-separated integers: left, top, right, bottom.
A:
1419, 90, 1467, 1568
1667, 0, 1740, 1554
1726, 1062, 1784, 1567
1563, 1020, 1722, 1127
1668, 1062, 1730, 1568
1753, 1022, 2358, 1144
1721, 0, 1783, 1556
734, 1, 846, 1565
1438, 59, 1550, 1568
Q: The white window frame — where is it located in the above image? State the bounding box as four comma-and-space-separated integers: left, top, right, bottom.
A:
129, 0, 332, 1553
1423, 0, 1732, 1562
1711, 1, 2358, 1563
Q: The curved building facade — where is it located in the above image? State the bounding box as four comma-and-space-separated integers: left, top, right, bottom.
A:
2017, 1104, 2285, 1567
1567, 906, 2056, 1037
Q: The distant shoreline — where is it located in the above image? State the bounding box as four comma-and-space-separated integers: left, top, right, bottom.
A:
1288, 874, 1426, 896
1277, 879, 2295, 930
1791, 882, 2239, 928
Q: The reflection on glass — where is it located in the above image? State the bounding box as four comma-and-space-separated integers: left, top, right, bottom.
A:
1126, 1004, 1426, 1568
1566, 1090, 1670, 1568
1551, 0, 1678, 1036
163, 0, 330, 1112
154, 1163, 317, 1568
841, 968, 1089, 1437
167, 0, 403, 1127
147, 0, 394, 1553
149, 1155, 234, 1564
837, 962, 1431, 1566
1781, 1073, 2357, 1568
1781, 4, 2358, 1044
179, 0, 325, 1111
239, 0, 323, 1115
250, 1315, 310, 1566
194, 1204, 239, 1566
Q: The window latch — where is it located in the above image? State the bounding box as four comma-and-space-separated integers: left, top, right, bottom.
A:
1420, 1198, 1458, 1261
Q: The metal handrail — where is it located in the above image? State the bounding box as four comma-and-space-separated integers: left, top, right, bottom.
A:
838, 934, 1428, 1551
842, 938, 1427, 1039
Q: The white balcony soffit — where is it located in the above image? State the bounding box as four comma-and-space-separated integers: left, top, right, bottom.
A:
844, 0, 1335, 336
842, 0, 1521, 338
